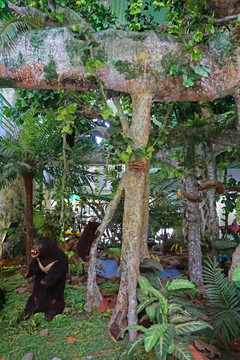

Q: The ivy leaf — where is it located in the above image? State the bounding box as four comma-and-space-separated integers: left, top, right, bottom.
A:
85, 58, 96, 74
120, 151, 131, 162
95, 60, 104, 69
193, 29, 203, 42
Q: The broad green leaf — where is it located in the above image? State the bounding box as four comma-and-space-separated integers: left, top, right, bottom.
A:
236, 14, 240, 26
175, 320, 212, 335
126, 145, 132, 155
146, 302, 158, 322
140, 258, 164, 272
155, 324, 176, 360
138, 276, 168, 309
120, 151, 131, 162
138, 275, 152, 289
232, 267, 240, 282
167, 279, 195, 291
137, 297, 158, 314
120, 324, 147, 337
193, 29, 203, 42
194, 65, 209, 77
66, 103, 77, 113
169, 314, 194, 324
144, 324, 168, 352
172, 342, 194, 360
95, 60, 104, 68
168, 339, 174, 354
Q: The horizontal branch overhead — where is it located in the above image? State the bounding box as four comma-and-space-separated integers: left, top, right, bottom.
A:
0, 24, 239, 103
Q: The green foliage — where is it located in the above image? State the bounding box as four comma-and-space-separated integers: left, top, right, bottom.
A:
232, 264, 240, 288
0, 268, 126, 360
0, 14, 40, 50
203, 259, 240, 346
109, 247, 121, 258
0, 0, 11, 20
121, 276, 210, 360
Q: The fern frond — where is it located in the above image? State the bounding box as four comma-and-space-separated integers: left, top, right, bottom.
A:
203, 259, 240, 309
0, 15, 40, 50
203, 259, 240, 345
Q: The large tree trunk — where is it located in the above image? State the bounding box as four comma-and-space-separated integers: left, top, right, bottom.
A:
206, 156, 219, 241
23, 172, 35, 266
183, 175, 203, 284
109, 92, 152, 342
140, 161, 150, 261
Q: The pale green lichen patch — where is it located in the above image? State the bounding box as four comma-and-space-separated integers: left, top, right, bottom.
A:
111, 60, 143, 80
155, 32, 179, 43
44, 59, 58, 81
161, 51, 179, 73
66, 40, 89, 67
95, 48, 108, 64
127, 33, 148, 42
209, 31, 236, 65
4, 52, 26, 70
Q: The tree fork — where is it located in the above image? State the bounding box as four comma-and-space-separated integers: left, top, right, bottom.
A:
109, 92, 152, 342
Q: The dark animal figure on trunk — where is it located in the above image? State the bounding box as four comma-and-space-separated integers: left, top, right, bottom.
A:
77, 221, 100, 261
22, 237, 68, 321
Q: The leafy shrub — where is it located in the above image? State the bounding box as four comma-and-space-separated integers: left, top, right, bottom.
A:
121, 276, 211, 360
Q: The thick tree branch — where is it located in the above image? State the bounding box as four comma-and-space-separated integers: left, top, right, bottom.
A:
112, 97, 129, 134
84, 175, 125, 312
155, 150, 184, 171
0, 28, 239, 103
7, 0, 94, 30
208, 0, 240, 17
214, 13, 240, 23
7, 1, 56, 27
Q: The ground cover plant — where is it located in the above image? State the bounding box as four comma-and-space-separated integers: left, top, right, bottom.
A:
0, 267, 127, 360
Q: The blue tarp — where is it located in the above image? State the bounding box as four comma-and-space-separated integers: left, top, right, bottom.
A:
96, 259, 181, 278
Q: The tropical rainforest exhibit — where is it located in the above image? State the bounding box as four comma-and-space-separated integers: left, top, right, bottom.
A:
0, 0, 240, 359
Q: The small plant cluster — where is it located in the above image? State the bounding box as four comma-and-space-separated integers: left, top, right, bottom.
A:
121, 276, 211, 360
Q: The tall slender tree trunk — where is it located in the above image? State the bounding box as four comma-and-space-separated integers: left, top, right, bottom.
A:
23, 172, 35, 266
183, 174, 203, 284
140, 160, 150, 261
109, 92, 152, 341
206, 156, 219, 248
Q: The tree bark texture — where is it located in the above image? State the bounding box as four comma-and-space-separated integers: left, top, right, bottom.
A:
108, 92, 152, 341
183, 174, 203, 284
140, 160, 150, 261
23, 172, 34, 265
206, 156, 220, 241
0, 27, 239, 102
84, 177, 124, 312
